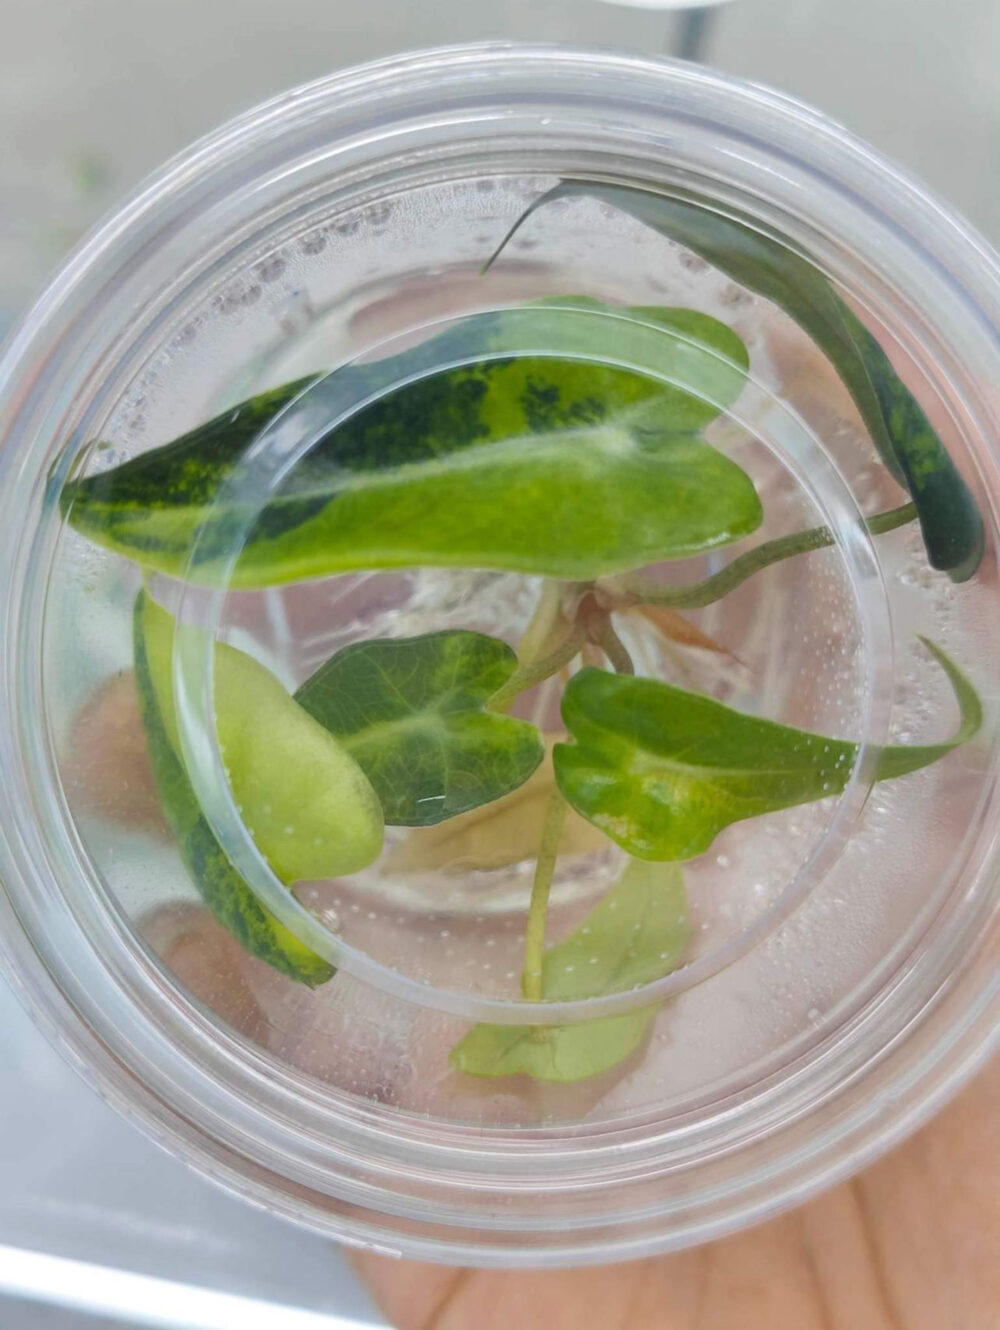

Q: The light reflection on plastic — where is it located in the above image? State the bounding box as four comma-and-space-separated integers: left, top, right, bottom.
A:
0, 1244, 383, 1329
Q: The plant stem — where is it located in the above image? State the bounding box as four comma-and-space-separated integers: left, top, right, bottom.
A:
516, 581, 566, 667
596, 618, 635, 674
522, 792, 568, 1001
487, 625, 586, 712
617, 502, 917, 610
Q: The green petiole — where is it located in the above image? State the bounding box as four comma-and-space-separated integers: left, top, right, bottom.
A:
521, 792, 568, 1002
594, 617, 635, 675
487, 625, 586, 713
614, 501, 917, 610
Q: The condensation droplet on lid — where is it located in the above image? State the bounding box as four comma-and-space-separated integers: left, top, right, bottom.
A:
678, 250, 709, 274
254, 255, 287, 283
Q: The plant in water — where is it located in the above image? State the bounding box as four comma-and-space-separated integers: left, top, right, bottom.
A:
65, 271, 983, 1083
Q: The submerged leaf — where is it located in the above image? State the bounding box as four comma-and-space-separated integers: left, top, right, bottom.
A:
450, 860, 688, 1081
295, 631, 545, 826
384, 736, 605, 872
554, 638, 980, 861
61, 302, 759, 586
133, 593, 335, 986
488, 184, 984, 581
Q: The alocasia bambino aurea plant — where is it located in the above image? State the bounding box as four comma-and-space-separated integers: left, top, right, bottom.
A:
64, 276, 983, 1083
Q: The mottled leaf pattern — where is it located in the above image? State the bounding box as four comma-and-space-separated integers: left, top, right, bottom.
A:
61, 303, 759, 586
295, 631, 545, 826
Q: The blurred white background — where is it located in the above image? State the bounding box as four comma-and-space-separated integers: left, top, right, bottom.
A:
4, 0, 1000, 318
2, 0, 999, 1323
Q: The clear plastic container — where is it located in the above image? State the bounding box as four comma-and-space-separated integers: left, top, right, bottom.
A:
1, 44, 1000, 1266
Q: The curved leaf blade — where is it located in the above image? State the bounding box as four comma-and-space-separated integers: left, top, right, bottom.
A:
554, 639, 980, 861
490, 183, 984, 581
62, 303, 760, 586
133, 592, 334, 986
142, 595, 384, 881
295, 630, 546, 826
873, 636, 982, 780
450, 860, 688, 1081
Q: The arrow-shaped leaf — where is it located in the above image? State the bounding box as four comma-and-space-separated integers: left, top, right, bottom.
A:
450, 859, 688, 1082
554, 638, 980, 861
488, 183, 984, 581
295, 630, 546, 826
61, 301, 760, 586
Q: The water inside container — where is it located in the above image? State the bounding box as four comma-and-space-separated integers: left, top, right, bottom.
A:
45, 172, 993, 1123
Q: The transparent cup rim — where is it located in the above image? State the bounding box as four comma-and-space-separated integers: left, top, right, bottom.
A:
0, 42, 999, 1264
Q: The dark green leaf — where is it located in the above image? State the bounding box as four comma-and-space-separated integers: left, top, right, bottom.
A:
133, 592, 335, 986
488, 183, 984, 581
450, 860, 688, 1081
554, 638, 980, 861
295, 631, 545, 825
61, 302, 760, 586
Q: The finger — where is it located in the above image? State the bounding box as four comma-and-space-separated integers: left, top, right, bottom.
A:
64, 668, 166, 833
348, 1253, 467, 1330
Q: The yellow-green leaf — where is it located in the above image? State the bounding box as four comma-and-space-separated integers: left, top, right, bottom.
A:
555, 638, 980, 861
450, 860, 688, 1082
141, 595, 384, 880
133, 593, 335, 985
